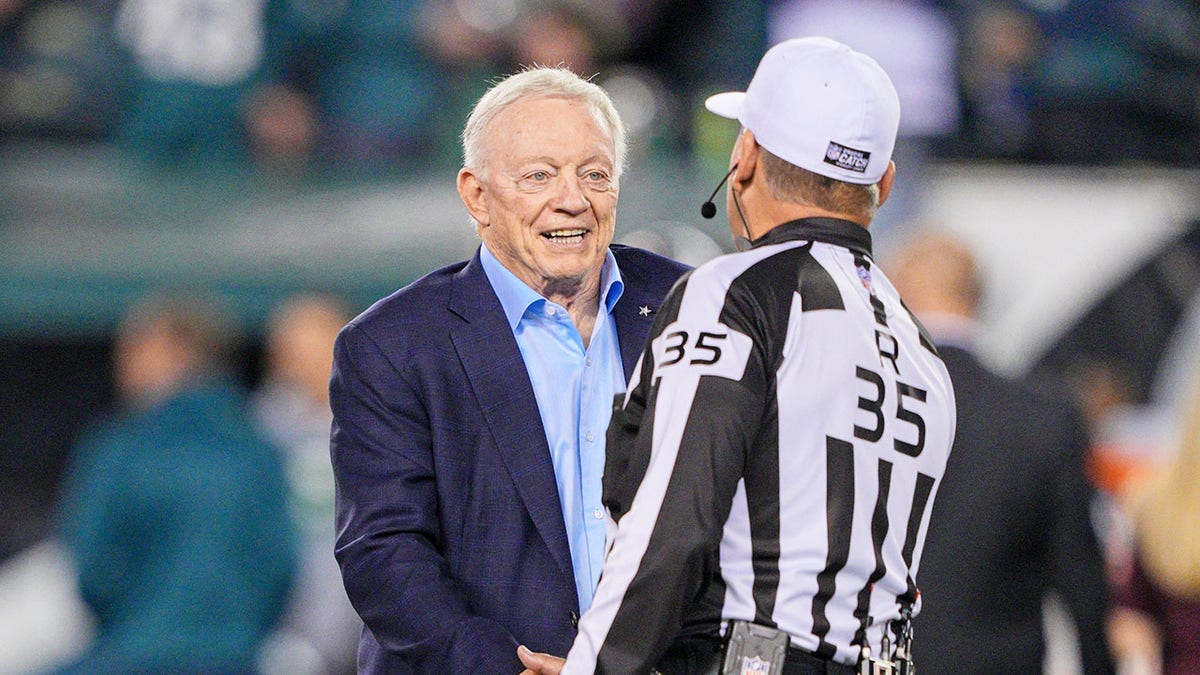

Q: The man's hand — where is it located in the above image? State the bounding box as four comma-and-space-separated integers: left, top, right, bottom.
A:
518, 645, 566, 674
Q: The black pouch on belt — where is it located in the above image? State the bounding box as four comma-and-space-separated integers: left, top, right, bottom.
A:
720, 620, 790, 675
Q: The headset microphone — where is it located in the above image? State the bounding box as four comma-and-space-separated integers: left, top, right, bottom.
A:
700, 164, 738, 219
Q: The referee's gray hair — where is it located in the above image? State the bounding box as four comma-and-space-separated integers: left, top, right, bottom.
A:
760, 146, 880, 221
461, 66, 627, 180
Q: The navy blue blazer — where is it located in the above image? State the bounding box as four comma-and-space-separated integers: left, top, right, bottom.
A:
330, 244, 689, 674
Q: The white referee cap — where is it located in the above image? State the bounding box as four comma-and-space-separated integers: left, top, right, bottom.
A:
705, 36, 901, 185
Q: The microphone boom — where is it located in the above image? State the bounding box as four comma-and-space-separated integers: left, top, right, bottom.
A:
701, 164, 737, 219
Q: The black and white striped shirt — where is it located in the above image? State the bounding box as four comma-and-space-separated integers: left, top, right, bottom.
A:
562, 217, 956, 672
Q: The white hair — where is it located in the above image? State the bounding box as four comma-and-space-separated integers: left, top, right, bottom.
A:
461, 66, 627, 179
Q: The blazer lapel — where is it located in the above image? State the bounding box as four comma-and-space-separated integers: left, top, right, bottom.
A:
612, 279, 660, 383
447, 252, 575, 583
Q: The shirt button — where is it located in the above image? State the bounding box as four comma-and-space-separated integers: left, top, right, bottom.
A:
585, 358, 592, 367
593, 508, 604, 519
586, 432, 595, 442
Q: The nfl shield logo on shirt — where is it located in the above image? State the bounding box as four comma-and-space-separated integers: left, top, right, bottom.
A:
740, 656, 772, 674
857, 264, 874, 293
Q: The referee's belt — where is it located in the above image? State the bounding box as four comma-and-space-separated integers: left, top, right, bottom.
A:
778, 647, 857, 675
655, 630, 856, 675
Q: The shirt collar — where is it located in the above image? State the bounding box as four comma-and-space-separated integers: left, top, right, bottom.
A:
480, 244, 624, 332
752, 217, 873, 258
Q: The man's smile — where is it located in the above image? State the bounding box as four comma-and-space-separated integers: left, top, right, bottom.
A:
541, 228, 588, 244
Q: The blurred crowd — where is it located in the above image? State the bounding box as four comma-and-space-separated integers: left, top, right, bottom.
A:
2, 0, 1200, 180
0, 290, 361, 675
3, 2, 1200, 674
0, 0, 765, 177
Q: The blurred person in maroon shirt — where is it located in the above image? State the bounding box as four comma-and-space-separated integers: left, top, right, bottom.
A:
1109, 357, 1200, 675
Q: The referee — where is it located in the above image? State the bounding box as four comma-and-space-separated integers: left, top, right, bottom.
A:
520, 37, 956, 675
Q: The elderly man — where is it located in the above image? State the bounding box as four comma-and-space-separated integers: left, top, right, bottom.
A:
520, 37, 957, 675
329, 67, 688, 673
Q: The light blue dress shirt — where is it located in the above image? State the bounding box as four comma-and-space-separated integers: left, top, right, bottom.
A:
480, 244, 625, 614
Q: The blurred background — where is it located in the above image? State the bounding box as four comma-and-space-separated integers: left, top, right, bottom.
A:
1, 0, 1199, 673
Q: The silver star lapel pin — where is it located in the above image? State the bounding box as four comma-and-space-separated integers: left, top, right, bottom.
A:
639, 305, 653, 316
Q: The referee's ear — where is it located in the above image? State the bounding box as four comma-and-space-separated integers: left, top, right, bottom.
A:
733, 129, 761, 187
875, 161, 897, 209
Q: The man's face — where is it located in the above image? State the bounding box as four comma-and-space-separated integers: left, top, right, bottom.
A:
460, 96, 618, 297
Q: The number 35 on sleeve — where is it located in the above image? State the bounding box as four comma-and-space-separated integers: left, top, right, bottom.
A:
650, 322, 753, 383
